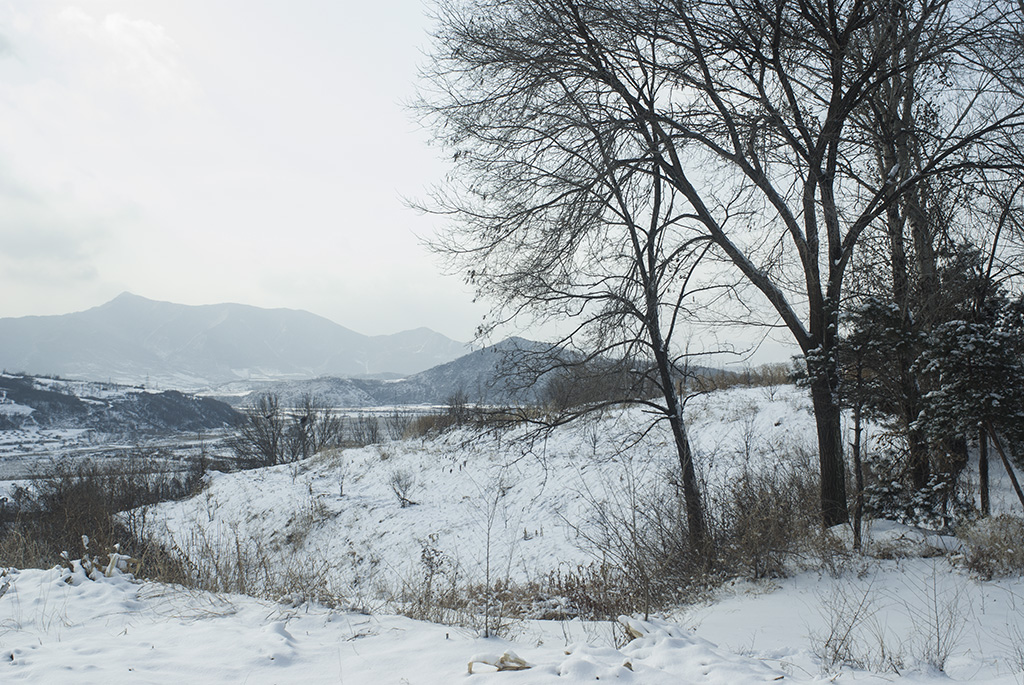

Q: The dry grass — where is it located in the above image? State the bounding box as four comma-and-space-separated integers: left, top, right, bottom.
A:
0, 455, 202, 586
958, 514, 1024, 579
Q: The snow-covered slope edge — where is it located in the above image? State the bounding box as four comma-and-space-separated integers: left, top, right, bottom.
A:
6, 385, 1023, 683
146, 386, 819, 600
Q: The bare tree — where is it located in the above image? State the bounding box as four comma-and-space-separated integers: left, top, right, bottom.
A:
231, 393, 287, 467
232, 392, 343, 467
422, 63, 716, 546
290, 393, 344, 461
420, 0, 1024, 526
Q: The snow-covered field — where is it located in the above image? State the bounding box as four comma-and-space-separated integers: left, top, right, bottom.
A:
0, 373, 237, 482
3, 385, 1024, 683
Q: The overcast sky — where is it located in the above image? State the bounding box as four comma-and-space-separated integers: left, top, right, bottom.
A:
0, 0, 490, 339
0, 1, 797, 364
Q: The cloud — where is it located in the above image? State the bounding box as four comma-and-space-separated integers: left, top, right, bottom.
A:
0, 164, 130, 318
0, 165, 109, 270
57, 7, 194, 102
0, 31, 14, 59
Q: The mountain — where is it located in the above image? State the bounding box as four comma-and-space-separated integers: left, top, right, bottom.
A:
0, 293, 467, 389
357, 336, 557, 405
217, 336, 740, 409
0, 373, 238, 434
220, 337, 559, 407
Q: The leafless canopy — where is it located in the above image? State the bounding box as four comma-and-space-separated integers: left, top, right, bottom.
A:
418, 0, 1024, 526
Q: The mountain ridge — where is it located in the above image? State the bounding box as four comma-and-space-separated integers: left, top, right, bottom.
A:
0, 372, 239, 433
213, 337, 563, 408
0, 294, 467, 389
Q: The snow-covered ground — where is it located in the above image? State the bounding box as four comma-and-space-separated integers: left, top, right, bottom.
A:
0, 562, 802, 683
2, 537, 1023, 683
147, 386, 825, 597
3, 384, 1024, 683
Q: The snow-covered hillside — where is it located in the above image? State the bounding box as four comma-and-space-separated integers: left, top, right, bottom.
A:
3, 384, 1024, 683
147, 386, 821, 599
0, 372, 238, 434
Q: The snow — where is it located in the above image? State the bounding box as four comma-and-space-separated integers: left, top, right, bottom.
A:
3, 552, 1023, 683
3, 384, 1024, 683
25, 375, 148, 400
0, 403, 33, 417
144, 386, 822, 600
0, 564, 797, 684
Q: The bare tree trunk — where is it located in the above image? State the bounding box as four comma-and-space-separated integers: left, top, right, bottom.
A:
809, 373, 849, 527
852, 400, 864, 550
667, 402, 705, 549
986, 423, 1024, 512
979, 425, 990, 516
650, 322, 706, 549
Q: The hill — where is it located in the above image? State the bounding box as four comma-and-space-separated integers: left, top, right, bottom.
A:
0, 372, 239, 434
134, 384, 1024, 683
216, 337, 559, 407
217, 337, 736, 408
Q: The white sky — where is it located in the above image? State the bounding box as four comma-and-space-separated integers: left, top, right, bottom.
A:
0, 0, 488, 339
0, 0, 796, 364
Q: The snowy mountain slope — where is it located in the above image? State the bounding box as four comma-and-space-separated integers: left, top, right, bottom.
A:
0, 372, 238, 433
210, 375, 380, 408
216, 336, 738, 408
217, 336, 556, 407
0, 293, 467, 389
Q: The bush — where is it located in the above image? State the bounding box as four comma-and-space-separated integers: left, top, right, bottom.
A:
710, 460, 821, 579
861, 447, 973, 531
537, 564, 636, 621
389, 469, 417, 507
0, 453, 201, 583
958, 514, 1024, 578
568, 443, 827, 620
348, 414, 382, 446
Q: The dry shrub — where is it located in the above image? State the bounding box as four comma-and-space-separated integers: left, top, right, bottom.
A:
537, 564, 637, 620
386, 541, 639, 634
0, 454, 201, 585
572, 463, 713, 618
404, 405, 532, 439
389, 547, 466, 625
958, 514, 1024, 578
156, 524, 353, 607
386, 539, 511, 634
689, 364, 794, 392
406, 412, 453, 438
0, 525, 52, 569
566, 443, 829, 620
710, 460, 822, 579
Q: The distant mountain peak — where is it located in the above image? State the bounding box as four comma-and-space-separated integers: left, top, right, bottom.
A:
105, 291, 154, 305
0, 296, 468, 390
